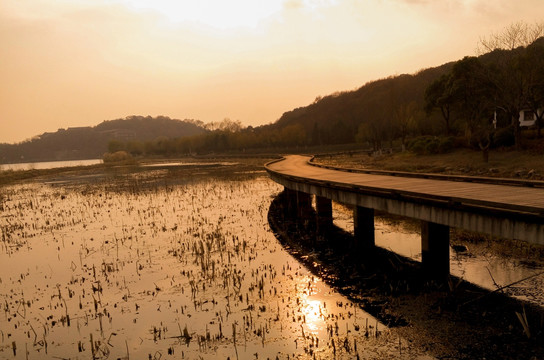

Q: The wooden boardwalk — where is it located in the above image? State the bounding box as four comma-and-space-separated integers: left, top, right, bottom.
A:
266, 155, 544, 247
267, 155, 544, 217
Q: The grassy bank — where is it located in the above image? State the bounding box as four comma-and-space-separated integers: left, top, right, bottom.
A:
314, 148, 544, 180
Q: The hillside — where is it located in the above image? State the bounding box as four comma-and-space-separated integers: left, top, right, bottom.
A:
0, 116, 205, 163
268, 63, 453, 145
258, 37, 544, 150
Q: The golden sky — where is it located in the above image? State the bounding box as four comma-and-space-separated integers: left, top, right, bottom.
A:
1, 0, 543, 143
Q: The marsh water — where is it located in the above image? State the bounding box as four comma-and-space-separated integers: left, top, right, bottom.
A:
332, 203, 544, 305
1, 159, 103, 171
0, 163, 542, 359
0, 167, 435, 359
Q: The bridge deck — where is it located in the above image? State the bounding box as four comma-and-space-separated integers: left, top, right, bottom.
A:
267, 155, 544, 217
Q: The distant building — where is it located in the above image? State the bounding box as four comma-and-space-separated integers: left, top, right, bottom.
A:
519, 108, 541, 127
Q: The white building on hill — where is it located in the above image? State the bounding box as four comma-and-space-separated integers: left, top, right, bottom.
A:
519, 109, 541, 127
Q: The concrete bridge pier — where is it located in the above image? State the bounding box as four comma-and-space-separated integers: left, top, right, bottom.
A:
282, 188, 451, 277
283, 187, 312, 220
354, 206, 375, 250
421, 221, 450, 278
315, 196, 333, 233
283, 188, 298, 217
296, 191, 312, 220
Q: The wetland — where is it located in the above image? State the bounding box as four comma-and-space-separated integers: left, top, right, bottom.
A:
0, 160, 429, 359
1, 156, 544, 359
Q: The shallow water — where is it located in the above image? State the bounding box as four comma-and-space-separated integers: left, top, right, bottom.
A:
0, 159, 102, 171
142, 161, 239, 168
332, 203, 544, 306
0, 174, 431, 359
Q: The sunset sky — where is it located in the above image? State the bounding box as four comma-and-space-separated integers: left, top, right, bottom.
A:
1, 0, 543, 144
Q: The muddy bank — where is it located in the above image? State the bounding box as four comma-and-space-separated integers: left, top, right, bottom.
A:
268, 190, 544, 359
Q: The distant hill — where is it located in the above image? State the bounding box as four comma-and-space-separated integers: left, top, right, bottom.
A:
0, 116, 206, 163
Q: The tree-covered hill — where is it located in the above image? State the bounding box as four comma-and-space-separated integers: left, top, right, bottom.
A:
270, 64, 453, 146
93, 116, 205, 140
0, 116, 205, 163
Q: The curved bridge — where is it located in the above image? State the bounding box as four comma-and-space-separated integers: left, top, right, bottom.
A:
266, 155, 544, 277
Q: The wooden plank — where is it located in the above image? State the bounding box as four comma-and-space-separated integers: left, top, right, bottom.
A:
267, 155, 544, 213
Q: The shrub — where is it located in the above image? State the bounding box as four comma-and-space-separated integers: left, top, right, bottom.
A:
438, 136, 455, 153
407, 136, 454, 155
493, 126, 515, 147
408, 139, 425, 155
425, 139, 440, 154
102, 151, 135, 164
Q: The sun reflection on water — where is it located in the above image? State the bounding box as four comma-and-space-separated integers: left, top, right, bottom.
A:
294, 275, 376, 342
302, 299, 324, 332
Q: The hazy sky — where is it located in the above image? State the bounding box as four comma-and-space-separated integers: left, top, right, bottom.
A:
1, 0, 543, 143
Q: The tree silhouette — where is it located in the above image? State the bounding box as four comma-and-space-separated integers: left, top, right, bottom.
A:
424, 74, 456, 135
478, 21, 544, 54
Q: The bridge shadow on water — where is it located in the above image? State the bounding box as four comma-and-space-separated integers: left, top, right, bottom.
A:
268, 190, 544, 359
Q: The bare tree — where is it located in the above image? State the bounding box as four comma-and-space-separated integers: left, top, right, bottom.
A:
477, 21, 544, 54
205, 118, 244, 132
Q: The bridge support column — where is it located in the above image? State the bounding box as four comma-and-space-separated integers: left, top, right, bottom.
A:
283, 188, 298, 217
354, 206, 375, 250
282, 187, 313, 225
315, 196, 333, 233
296, 191, 312, 219
421, 221, 450, 278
